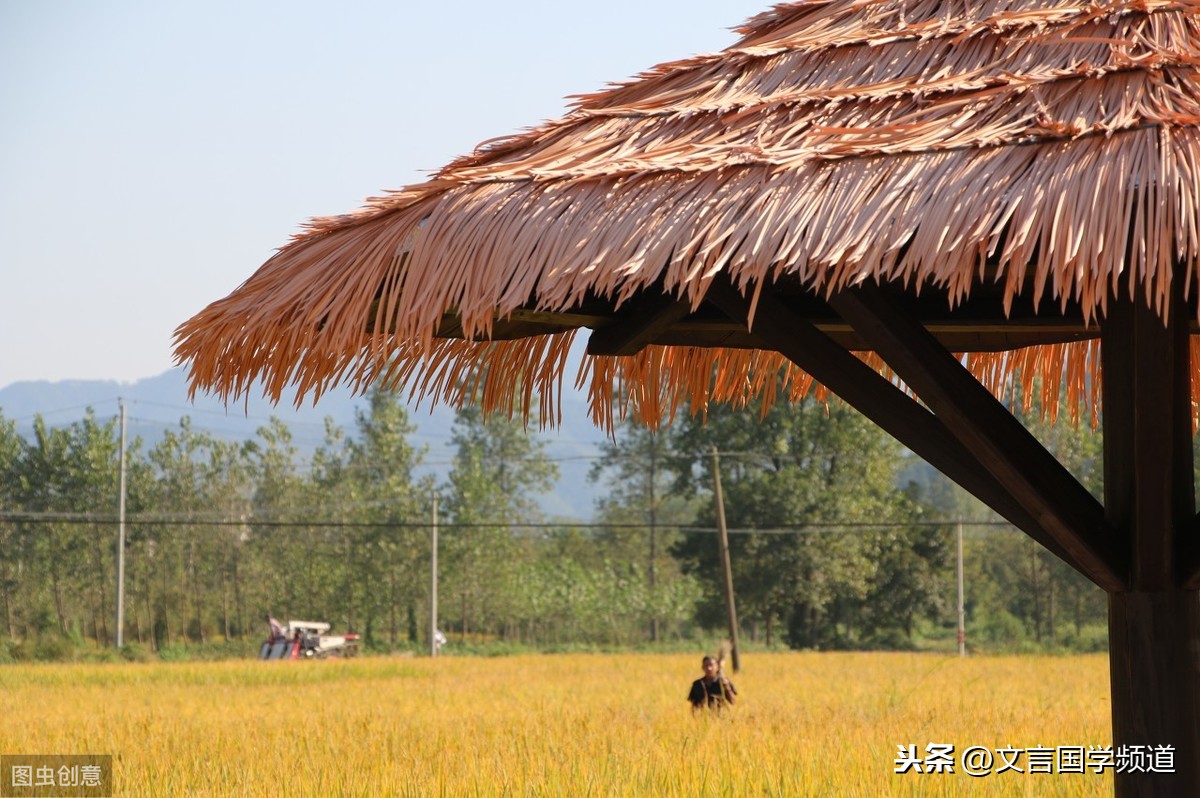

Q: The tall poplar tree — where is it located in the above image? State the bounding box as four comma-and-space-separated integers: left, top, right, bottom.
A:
589, 420, 699, 642
344, 388, 428, 644
442, 405, 557, 640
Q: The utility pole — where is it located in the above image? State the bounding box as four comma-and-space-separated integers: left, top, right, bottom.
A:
430, 491, 439, 657
956, 521, 966, 657
711, 446, 740, 672
648, 441, 658, 643
115, 399, 127, 649
955, 523, 964, 652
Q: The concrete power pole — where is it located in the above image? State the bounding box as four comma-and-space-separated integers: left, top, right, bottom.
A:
115, 399, 127, 649
648, 443, 658, 643
957, 521, 966, 657
711, 446, 741, 672
430, 491, 439, 657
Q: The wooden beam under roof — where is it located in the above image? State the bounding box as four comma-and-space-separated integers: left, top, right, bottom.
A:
585, 291, 694, 356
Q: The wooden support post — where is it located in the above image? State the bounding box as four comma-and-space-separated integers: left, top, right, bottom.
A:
1108, 590, 1200, 795
1102, 286, 1200, 796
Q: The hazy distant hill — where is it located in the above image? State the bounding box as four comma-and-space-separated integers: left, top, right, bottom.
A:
0, 368, 610, 520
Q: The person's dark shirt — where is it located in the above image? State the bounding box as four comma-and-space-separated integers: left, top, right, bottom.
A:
688, 675, 736, 709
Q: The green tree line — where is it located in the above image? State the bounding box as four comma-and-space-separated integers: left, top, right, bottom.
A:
0, 386, 1111, 659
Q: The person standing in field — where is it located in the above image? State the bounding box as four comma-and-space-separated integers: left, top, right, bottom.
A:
688, 654, 736, 711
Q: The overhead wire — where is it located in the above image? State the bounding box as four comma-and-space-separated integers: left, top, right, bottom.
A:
0, 509, 1013, 535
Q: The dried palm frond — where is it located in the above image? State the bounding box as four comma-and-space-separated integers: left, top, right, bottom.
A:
175, 0, 1200, 427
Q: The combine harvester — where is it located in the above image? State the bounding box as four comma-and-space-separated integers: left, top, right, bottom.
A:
260, 620, 359, 660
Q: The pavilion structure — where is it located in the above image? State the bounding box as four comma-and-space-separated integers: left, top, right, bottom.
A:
176, 2, 1200, 793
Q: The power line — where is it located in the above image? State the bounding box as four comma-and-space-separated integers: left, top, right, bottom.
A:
0, 511, 1016, 534
6, 399, 123, 424
127, 399, 334, 430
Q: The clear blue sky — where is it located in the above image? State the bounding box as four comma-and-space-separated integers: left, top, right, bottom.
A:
0, 0, 769, 389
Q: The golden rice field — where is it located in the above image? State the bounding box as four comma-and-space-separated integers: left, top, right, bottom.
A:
1, 651, 1113, 797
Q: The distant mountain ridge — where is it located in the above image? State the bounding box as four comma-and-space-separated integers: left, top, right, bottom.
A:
0, 368, 609, 520
0, 369, 391, 447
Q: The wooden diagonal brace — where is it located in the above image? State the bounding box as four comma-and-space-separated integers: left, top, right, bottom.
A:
827, 282, 1124, 591
703, 277, 1119, 587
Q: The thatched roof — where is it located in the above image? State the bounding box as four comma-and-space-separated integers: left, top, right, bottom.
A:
175, 0, 1200, 428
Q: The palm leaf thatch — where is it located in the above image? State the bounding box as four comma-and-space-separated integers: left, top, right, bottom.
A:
175, 0, 1200, 427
